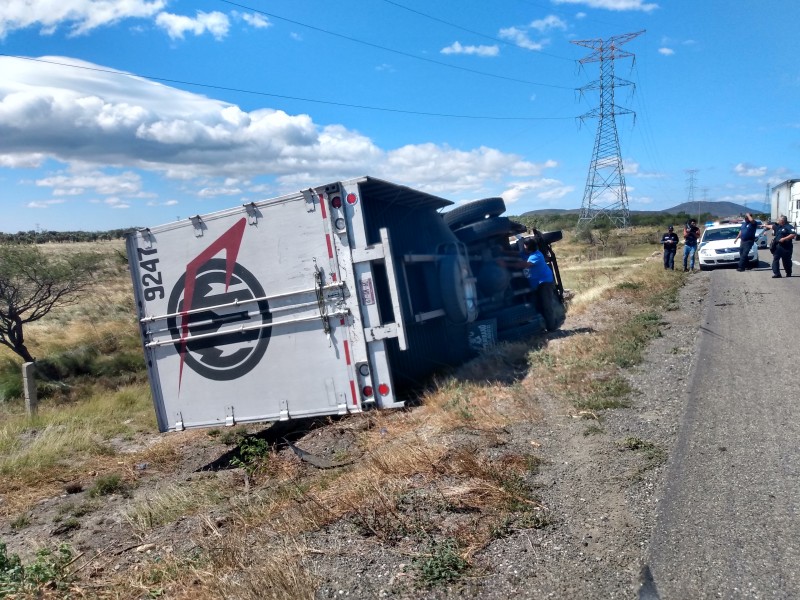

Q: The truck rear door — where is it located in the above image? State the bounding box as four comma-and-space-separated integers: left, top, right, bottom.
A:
128, 190, 376, 431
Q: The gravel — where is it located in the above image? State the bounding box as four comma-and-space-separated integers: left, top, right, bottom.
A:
306, 273, 709, 599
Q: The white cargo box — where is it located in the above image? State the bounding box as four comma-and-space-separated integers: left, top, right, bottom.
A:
128, 177, 478, 432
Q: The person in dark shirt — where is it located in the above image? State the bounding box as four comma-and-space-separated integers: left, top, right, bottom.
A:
682, 219, 701, 272
733, 213, 758, 272
661, 225, 679, 270
762, 215, 796, 278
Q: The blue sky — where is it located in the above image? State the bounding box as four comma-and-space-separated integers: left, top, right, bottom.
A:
0, 0, 797, 232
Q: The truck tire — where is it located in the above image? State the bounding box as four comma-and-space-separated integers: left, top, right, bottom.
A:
482, 303, 540, 330
439, 254, 478, 324
443, 197, 505, 230
536, 282, 565, 332
540, 230, 563, 245
498, 315, 546, 342
476, 262, 511, 295
454, 217, 516, 245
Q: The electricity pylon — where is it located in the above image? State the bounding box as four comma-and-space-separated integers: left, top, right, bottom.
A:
573, 31, 644, 230
686, 169, 699, 221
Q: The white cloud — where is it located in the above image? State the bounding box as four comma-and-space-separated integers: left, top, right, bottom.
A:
441, 42, 499, 57
198, 187, 243, 197
155, 11, 229, 40
734, 163, 767, 178
552, 0, 658, 12
240, 13, 270, 29
658, 47, 674, 56
0, 153, 45, 168
0, 55, 559, 202
499, 27, 544, 51
530, 15, 567, 32
501, 179, 573, 205
0, 0, 166, 38
27, 199, 66, 209
35, 170, 142, 196
105, 197, 131, 209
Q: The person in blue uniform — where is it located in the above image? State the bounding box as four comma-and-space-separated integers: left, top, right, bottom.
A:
762, 215, 796, 278
733, 213, 758, 272
661, 226, 679, 270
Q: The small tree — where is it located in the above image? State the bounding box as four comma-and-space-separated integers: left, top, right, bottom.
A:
0, 245, 102, 363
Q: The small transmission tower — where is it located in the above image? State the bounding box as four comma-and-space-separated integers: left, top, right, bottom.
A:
574, 30, 643, 230
686, 169, 699, 220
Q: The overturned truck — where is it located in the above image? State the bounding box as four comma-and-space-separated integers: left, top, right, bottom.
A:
127, 177, 565, 432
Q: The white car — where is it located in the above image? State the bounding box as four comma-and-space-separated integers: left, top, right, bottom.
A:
697, 223, 759, 271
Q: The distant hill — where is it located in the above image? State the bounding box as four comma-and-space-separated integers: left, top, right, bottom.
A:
520, 200, 760, 219
661, 201, 758, 217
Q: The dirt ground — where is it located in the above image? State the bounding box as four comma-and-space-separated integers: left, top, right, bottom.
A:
0, 273, 708, 599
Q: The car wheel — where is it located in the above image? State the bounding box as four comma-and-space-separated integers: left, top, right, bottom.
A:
443, 197, 506, 230
699, 264, 711, 271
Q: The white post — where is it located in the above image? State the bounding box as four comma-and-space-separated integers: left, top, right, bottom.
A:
22, 362, 37, 417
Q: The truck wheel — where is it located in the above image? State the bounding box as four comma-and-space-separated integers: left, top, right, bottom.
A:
443, 197, 505, 230
482, 303, 540, 330
498, 315, 546, 342
476, 262, 511, 295
536, 282, 564, 332
454, 217, 516, 245
439, 254, 478, 324
540, 230, 563, 245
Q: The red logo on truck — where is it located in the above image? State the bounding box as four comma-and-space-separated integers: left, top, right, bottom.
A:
167, 218, 272, 386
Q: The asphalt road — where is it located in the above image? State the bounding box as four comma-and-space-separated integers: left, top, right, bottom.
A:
642, 255, 800, 599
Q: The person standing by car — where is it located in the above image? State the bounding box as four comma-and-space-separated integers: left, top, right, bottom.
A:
661, 225, 679, 270
683, 219, 701, 272
734, 213, 758, 272
762, 215, 796, 278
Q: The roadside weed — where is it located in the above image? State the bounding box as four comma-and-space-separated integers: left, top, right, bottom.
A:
0, 542, 74, 596
414, 538, 468, 586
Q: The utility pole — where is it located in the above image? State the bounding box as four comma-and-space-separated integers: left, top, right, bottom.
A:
573, 30, 644, 231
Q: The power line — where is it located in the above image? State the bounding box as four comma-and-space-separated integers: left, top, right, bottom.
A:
378, 0, 573, 61
2, 54, 574, 121
217, 0, 574, 90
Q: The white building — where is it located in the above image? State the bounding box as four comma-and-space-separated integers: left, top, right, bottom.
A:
771, 179, 800, 227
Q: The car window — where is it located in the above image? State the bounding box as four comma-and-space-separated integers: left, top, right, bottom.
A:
702, 227, 739, 242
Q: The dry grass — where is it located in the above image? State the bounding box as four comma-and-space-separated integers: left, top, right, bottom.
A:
1, 237, 686, 598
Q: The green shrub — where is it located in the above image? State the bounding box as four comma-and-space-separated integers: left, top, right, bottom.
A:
414, 539, 468, 586
91, 351, 146, 377
0, 542, 74, 596
88, 473, 125, 497
0, 365, 23, 402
